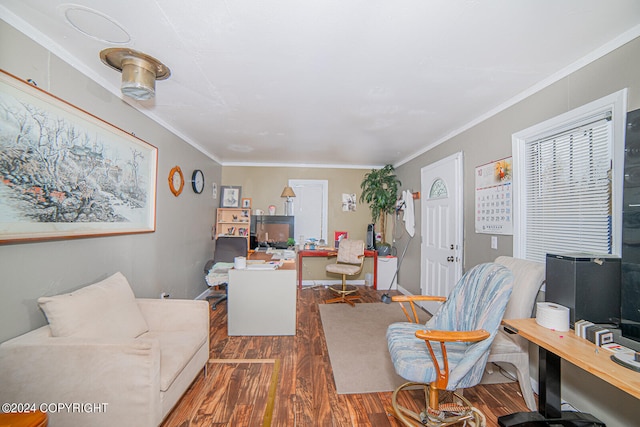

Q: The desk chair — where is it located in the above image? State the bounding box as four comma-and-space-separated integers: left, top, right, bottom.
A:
387, 263, 513, 426
489, 256, 545, 411
325, 239, 365, 307
204, 236, 248, 310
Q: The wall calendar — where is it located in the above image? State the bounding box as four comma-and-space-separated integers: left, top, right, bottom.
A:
475, 156, 513, 235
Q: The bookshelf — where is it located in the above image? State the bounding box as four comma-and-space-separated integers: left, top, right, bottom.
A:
216, 208, 251, 247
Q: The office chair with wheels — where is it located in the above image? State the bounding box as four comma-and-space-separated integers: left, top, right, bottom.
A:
204, 236, 248, 310
387, 262, 513, 427
325, 239, 365, 307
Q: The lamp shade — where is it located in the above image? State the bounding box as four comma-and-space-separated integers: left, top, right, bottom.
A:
281, 186, 296, 198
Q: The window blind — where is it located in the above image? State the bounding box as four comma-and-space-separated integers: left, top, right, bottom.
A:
523, 117, 612, 263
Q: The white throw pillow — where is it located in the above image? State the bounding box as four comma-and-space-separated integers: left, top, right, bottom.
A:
38, 272, 149, 338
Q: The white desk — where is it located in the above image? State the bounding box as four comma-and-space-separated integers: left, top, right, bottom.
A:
227, 263, 297, 336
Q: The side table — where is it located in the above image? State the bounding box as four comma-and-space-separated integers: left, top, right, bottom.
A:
0, 411, 48, 427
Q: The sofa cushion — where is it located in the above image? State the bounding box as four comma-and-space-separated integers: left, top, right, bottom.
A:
37, 272, 149, 338
139, 330, 208, 392
490, 330, 524, 354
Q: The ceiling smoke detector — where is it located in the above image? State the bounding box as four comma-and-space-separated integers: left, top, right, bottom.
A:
100, 48, 170, 101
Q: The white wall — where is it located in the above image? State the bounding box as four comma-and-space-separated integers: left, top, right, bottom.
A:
0, 20, 221, 343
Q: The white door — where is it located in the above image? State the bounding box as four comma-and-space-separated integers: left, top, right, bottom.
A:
420, 152, 463, 314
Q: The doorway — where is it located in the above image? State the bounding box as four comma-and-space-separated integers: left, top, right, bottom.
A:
420, 152, 463, 314
288, 179, 328, 244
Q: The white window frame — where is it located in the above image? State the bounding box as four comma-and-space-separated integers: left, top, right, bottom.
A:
512, 89, 627, 262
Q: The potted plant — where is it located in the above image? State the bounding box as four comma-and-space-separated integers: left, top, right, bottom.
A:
286, 237, 296, 249
359, 164, 401, 253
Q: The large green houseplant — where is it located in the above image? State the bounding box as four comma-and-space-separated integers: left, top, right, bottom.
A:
359, 164, 401, 249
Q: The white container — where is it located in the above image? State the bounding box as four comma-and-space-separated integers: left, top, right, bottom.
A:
365, 273, 373, 287
536, 302, 570, 331
377, 256, 397, 290
234, 256, 247, 269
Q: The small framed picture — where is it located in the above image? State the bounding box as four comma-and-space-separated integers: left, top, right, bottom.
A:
242, 198, 252, 208
334, 231, 348, 248
220, 186, 242, 208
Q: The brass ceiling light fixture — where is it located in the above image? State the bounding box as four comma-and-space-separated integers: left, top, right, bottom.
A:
100, 48, 170, 101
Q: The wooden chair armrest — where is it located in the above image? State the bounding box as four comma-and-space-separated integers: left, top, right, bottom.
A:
413, 328, 490, 390
415, 328, 490, 343
391, 295, 447, 323
391, 295, 447, 303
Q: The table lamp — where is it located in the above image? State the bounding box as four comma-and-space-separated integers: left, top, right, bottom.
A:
281, 186, 296, 216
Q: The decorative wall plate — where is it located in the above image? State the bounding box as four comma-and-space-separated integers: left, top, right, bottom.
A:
168, 165, 184, 196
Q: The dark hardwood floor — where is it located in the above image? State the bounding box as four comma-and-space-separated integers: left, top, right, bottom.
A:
161, 286, 533, 426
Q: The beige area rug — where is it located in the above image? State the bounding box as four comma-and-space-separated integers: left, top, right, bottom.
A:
319, 302, 513, 395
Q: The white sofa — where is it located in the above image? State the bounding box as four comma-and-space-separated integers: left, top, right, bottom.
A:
0, 272, 210, 427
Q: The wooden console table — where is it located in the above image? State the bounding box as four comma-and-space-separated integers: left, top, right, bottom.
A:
498, 318, 640, 426
297, 249, 378, 289
0, 411, 48, 427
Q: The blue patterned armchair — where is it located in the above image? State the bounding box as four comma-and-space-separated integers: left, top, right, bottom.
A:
387, 262, 514, 426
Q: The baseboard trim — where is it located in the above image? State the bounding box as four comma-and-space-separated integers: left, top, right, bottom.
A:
195, 288, 214, 300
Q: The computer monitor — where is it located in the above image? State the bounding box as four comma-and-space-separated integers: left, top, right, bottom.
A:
621, 108, 640, 344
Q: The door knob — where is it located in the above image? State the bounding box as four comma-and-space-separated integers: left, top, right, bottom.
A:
447, 256, 454, 262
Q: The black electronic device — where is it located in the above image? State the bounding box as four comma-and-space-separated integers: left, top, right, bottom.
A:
621, 107, 640, 345
545, 253, 621, 327
250, 215, 294, 249
366, 223, 376, 250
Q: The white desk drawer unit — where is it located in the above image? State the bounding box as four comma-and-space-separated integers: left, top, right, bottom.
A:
228, 268, 297, 336
377, 256, 397, 290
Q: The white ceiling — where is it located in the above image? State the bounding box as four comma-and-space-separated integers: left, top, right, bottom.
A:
2, 1, 640, 168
